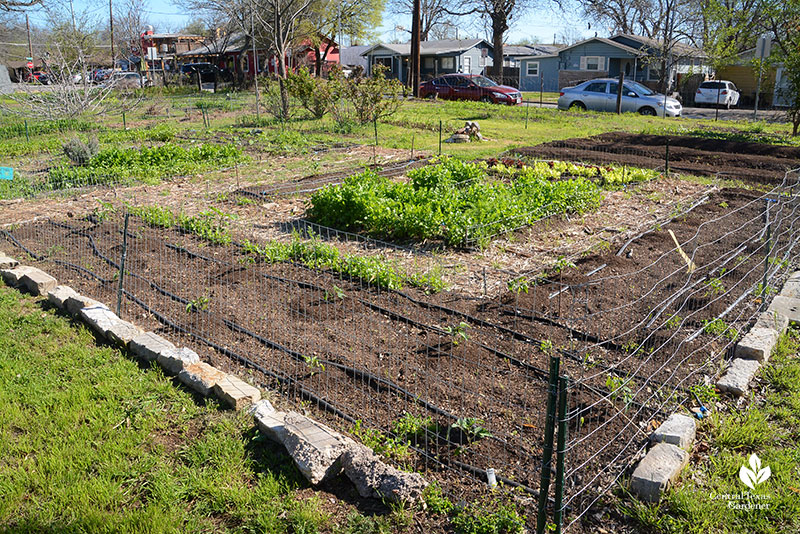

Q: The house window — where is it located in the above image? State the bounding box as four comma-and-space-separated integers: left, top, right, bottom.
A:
440, 57, 455, 70
463, 56, 471, 73
424, 57, 434, 70
648, 66, 662, 81
374, 56, 393, 73
580, 56, 603, 71
526, 61, 539, 77
242, 55, 249, 72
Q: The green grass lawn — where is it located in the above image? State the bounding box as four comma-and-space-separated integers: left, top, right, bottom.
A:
521, 91, 561, 104
0, 285, 404, 534
617, 330, 800, 534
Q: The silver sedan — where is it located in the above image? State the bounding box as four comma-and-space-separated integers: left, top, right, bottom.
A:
557, 78, 682, 117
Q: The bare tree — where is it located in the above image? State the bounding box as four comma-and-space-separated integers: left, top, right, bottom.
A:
113, 0, 150, 61
446, 0, 531, 80
389, 0, 458, 40
253, 0, 314, 117
299, 0, 384, 75
0, 0, 42, 11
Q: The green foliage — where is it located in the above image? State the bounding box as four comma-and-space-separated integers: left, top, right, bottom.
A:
0, 118, 97, 139
450, 501, 525, 534
689, 383, 719, 405
391, 413, 436, 441
242, 233, 445, 292
443, 321, 471, 346
286, 67, 331, 119
186, 295, 210, 313
49, 142, 246, 188
701, 318, 739, 340
329, 64, 404, 125
350, 420, 411, 464
606, 374, 634, 408
308, 158, 602, 247
450, 417, 492, 442
302, 354, 326, 374
423, 484, 454, 515
130, 205, 234, 245
664, 314, 681, 329
703, 277, 725, 297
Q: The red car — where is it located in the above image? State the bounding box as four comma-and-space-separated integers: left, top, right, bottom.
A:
24, 71, 49, 84
419, 74, 522, 105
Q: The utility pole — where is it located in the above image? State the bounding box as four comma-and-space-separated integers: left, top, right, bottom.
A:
411, 0, 421, 97
69, 0, 77, 32
25, 14, 33, 59
109, 0, 115, 69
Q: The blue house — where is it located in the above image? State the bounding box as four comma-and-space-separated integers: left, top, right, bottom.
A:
519, 35, 708, 93
361, 39, 494, 84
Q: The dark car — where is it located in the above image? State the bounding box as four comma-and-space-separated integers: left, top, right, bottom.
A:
24, 71, 49, 84
419, 74, 522, 105
180, 63, 230, 82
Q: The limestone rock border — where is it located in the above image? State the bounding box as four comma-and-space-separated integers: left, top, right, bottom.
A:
1, 256, 425, 502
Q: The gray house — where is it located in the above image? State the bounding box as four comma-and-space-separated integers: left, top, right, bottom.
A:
361, 39, 494, 83
519, 35, 708, 93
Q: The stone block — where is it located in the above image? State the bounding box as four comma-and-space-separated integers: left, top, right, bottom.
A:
754, 310, 789, 334
129, 332, 176, 362
282, 411, 349, 484
47, 285, 79, 310
20, 268, 57, 296
156, 347, 200, 374
65, 294, 103, 316
651, 413, 696, 451
213, 375, 261, 410
342, 442, 428, 502
79, 304, 117, 337
0, 253, 18, 270
717, 358, 761, 397
250, 402, 289, 443
779, 271, 800, 299
767, 296, 800, 325
630, 443, 689, 502
1, 265, 37, 287
178, 362, 228, 396
105, 319, 143, 347
735, 327, 779, 362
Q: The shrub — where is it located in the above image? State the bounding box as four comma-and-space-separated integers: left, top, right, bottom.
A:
62, 135, 99, 165
346, 64, 403, 125
286, 67, 330, 119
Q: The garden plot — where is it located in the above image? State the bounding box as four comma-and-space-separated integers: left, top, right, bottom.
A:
4, 174, 798, 518
513, 132, 800, 184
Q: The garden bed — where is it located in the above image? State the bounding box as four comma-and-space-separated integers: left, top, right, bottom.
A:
4, 181, 795, 524
513, 132, 800, 184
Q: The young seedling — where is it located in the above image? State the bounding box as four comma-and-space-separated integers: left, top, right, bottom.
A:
443, 321, 471, 346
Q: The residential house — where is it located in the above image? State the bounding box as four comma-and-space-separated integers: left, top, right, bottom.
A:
140, 28, 206, 72
340, 45, 370, 74
518, 34, 709, 96
717, 42, 785, 107
179, 32, 339, 79
361, 39, 493, 83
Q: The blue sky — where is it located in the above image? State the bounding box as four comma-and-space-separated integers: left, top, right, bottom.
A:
24, 0, 595, 45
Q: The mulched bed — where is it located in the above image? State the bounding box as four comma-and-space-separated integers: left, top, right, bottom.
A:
513, 132, 800, 184
4, 182, 799, 529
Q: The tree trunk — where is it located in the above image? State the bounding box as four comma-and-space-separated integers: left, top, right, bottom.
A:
314, 46, 322, 77
276, 44, 290, 120
491, 19, 505, 81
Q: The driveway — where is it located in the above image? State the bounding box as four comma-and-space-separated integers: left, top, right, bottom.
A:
523, 100, 789, 123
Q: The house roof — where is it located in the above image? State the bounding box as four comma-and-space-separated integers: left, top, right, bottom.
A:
340, 45, 371, 66
361, 38, 491, 57
147, 33, 205, 40
556, 36, 643, 56
504, 44, 561, 57
610, 34, 706, 58
180, 32, 249, 55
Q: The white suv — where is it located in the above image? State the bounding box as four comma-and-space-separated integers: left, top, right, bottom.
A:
695, 80, 740, 108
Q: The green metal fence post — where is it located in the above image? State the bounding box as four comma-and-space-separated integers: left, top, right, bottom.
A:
122, 111, 127, 130
438, 120, 442, 156
665, 139, 670, 179
116, 213, 130, 317
525, 103, 530, 129
536, 355, 561, 534
762, 199, 772, 309
554, 374, 569, 533
24, 119, 30, 142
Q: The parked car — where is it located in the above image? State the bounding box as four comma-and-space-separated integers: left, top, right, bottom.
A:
558, 78, 682, 117
694, 80, 740, 108
24, 71, 49, 84
101, 71, 145, 89
180, 63, 230, 82
419, 74, 523, 105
